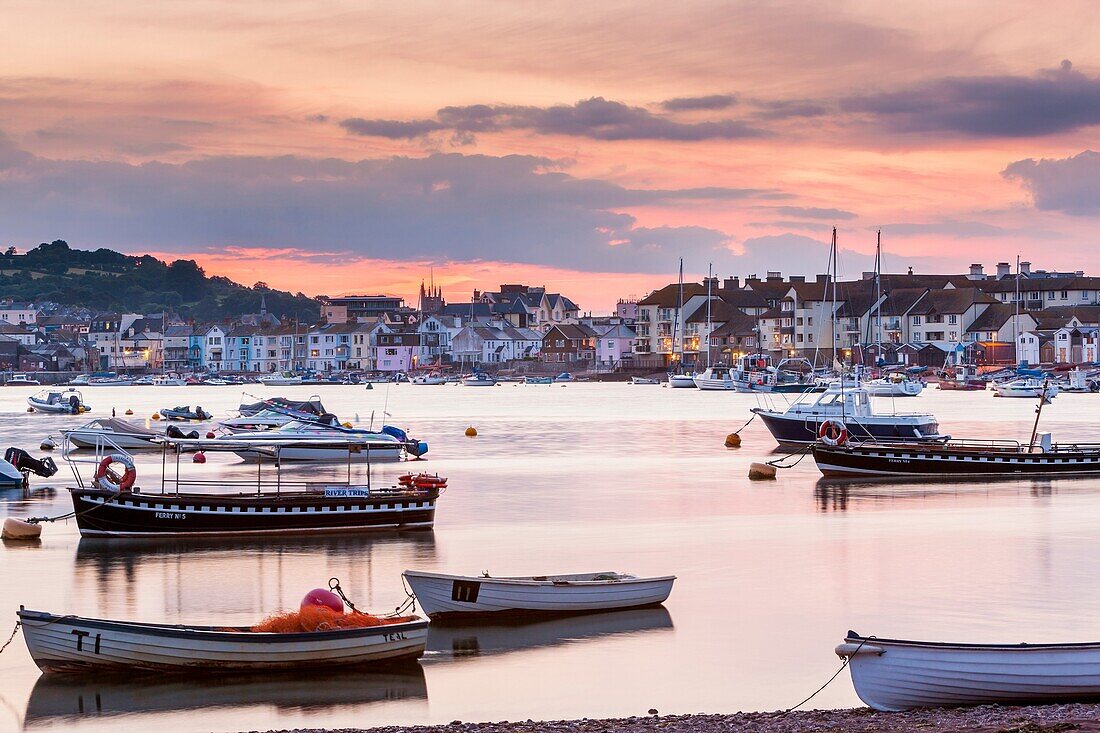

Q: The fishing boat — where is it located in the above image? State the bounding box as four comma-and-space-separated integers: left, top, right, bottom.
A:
28, 388, 89, 414
462, 373, 497, 387
209, 420, 426, 462
993, 377, 1058, 399
62, 418, 166, 449
631, 376, 660, 385
258, 372, 303, 386
524, 375, 553, 385
158, 406, 213, 421
7, 372, 41, 386
18, 607, 428, 673
863, 373, 924, 397
692, 366, 739, 390
1054, 368, 1095, 393
732, 355, 820, 393
751, 384, 946, 448
837, 630, 1100, 711
937, 365, 986, 391
411, 371, 447, 385
54, 440, 441, 537
402, 570, 675, 618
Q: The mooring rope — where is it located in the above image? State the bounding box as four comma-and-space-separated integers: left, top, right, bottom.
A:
24, 489, 124, 525
767, 442, 814, 469
782, 636, 874, 714
0, 621, 20, 656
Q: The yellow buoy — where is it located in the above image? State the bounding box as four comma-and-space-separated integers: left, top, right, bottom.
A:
465, 426, 478, 437
125, 409, 134, 415
725, 433, 742, 448
152, 413, 161, 420
342, 421, 354, 428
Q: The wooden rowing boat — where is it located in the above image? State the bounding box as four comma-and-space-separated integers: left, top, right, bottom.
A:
837, 630, 1100, 711
19, 607, 428, 673
403, 570, 675, 618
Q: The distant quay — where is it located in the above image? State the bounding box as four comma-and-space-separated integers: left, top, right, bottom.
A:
255, 702, 1100, 732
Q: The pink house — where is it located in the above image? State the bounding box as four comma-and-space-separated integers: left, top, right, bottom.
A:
596, 324, 636, 365
373, 332, 419, 371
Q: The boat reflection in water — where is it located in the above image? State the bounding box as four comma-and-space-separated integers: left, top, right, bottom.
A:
24, 667, 427, 726
425, 606, 674, 662
813, 478, 1064, 512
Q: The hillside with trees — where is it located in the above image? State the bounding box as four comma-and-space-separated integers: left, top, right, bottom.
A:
0, 241, 320, 321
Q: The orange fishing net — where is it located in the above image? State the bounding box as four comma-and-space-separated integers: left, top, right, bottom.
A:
249, 606, 418, 633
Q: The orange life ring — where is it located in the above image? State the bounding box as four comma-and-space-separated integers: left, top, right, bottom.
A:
94, 453, 136, 492
818, 419, 848, 447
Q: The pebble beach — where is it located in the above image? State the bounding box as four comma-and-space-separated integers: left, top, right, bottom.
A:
256, 705, 1100, 733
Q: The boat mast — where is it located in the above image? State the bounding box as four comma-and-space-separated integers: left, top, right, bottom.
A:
831, 227, 839, 372
874, 230, 882, 354
1013, 254, 1020, 367
705, 263, 713, 368
673, 258, 684, 371
1027, 379, 1050, 452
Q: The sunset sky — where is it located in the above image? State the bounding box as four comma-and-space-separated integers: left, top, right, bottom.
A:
2, 1, 1100, 311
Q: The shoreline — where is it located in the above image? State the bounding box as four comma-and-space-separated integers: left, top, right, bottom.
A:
257, 704, 1100, 733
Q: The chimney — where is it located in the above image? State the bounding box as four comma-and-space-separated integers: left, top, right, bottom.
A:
996, 262, 1010, 278
746, 275, 761, 284
789, 275, 805, 283
1020, 261, 1031, 275
1077, 270, 1085, 277
816, 274, 830, 284
473, 289, 481, 301
723, 276, 740, 290
766, 271, 782, 282
862, 271, 875, 280
703, 276, 720, 289
969, 264, 984, 279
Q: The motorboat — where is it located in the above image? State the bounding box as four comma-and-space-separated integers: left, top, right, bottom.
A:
993, 377, 1058, 399
62, 418, 165, 450
67, 375, 91, 386
730, 355, 820, 393
631, 376, 660, 385
937, 364, 986, 391
402, 570, 675, 618
202, 378, 229, 386
837, 630, 1100, 711
89, 377, 135, 386
238, 396, 328, 417
1054, 368, 1095, 393
554, 372, 574, 382
7, 372, 41, 386
692, 366, 738, 391
220, 405, 337, 433
524, 376, 553, 385
411, 371, 447, 385
158, 406, 213, 421
28, 388, 89, 414
863, 373, 925, 397
0, 447, 57, 489
751, 384, 946, 447
258, 372, 303, 386
463, 373, 497, 387
211, 420, 426, 462
152, 376, 187, 386
667, 373, 696, 388
18, 606, 428, 673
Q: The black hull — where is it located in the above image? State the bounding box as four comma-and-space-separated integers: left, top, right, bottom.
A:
69, 487, 438, 538
754, 411, 941, 447
813, 444, 1100, 478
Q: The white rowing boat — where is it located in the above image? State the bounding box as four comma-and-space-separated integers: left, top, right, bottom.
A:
19, 607, 428, 673
837, 630, 1100, 711
402, 570, 675, 618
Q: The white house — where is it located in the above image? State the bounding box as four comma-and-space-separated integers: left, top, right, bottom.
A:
204, 325, 228, 372
0, 302, 38, 325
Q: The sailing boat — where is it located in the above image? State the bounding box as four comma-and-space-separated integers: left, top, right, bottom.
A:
669, 259, 698, 388
860, 231, 924, 397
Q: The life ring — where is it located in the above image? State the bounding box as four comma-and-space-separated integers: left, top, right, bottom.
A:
757, 377, 764, 385
94, 453, 136, 492
818, 419, 848, 447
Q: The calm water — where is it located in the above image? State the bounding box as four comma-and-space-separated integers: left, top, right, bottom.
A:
2, 382, 1100, 732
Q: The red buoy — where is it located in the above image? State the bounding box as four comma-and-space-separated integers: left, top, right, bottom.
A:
206, 431, 216, 439
301, 588, 344, 614
192, 452, 207, 464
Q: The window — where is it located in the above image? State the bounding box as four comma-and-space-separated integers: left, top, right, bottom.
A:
912, 316, 922, 325
1061, 290, 1069, 300
555, 339, 564, 347
1048, 291, 1055, 300
948, 315, 957, 324
807, 333, 814, 343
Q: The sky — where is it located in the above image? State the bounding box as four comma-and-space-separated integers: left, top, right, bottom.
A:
2, 1, 1100, 311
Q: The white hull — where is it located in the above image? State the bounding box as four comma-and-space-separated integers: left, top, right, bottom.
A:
462, 378, 497, 387
20, 608, 427, 673
667, 375, 696, 388
64, 431, 158, 450
838, 632, 1100, 712
27, 401, 77, 413
233, 445, 404, 462
693, 378, 738, 390
631, 377, 660, 385
259, 377, 303, 386
412, 377, 447, 385
403, 570, 675, 617
864, 380, 924, 397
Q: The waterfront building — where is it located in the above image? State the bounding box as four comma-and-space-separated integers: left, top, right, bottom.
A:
540, 324, 598, 364
595, 324, 636, 366
374, 332, 419, 372
319, 294, 404, 322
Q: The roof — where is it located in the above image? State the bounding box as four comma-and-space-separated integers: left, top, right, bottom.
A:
0, 323, 30, 334
977, 276, 1100, 293
544, 323, 599, 339
908, 289, 996, 315
599, 324, 637, 339
638, 283, 708, 308
708, 312, 758, 337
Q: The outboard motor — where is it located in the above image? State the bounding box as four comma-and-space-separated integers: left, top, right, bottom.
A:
165, 424, 187, 439
68, 394, 81, 414
4, 447, 58, 478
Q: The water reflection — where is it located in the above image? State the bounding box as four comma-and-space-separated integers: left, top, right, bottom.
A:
24, 667, 428, 726
812, 476, 1095, 511
426, 606, 674, 662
